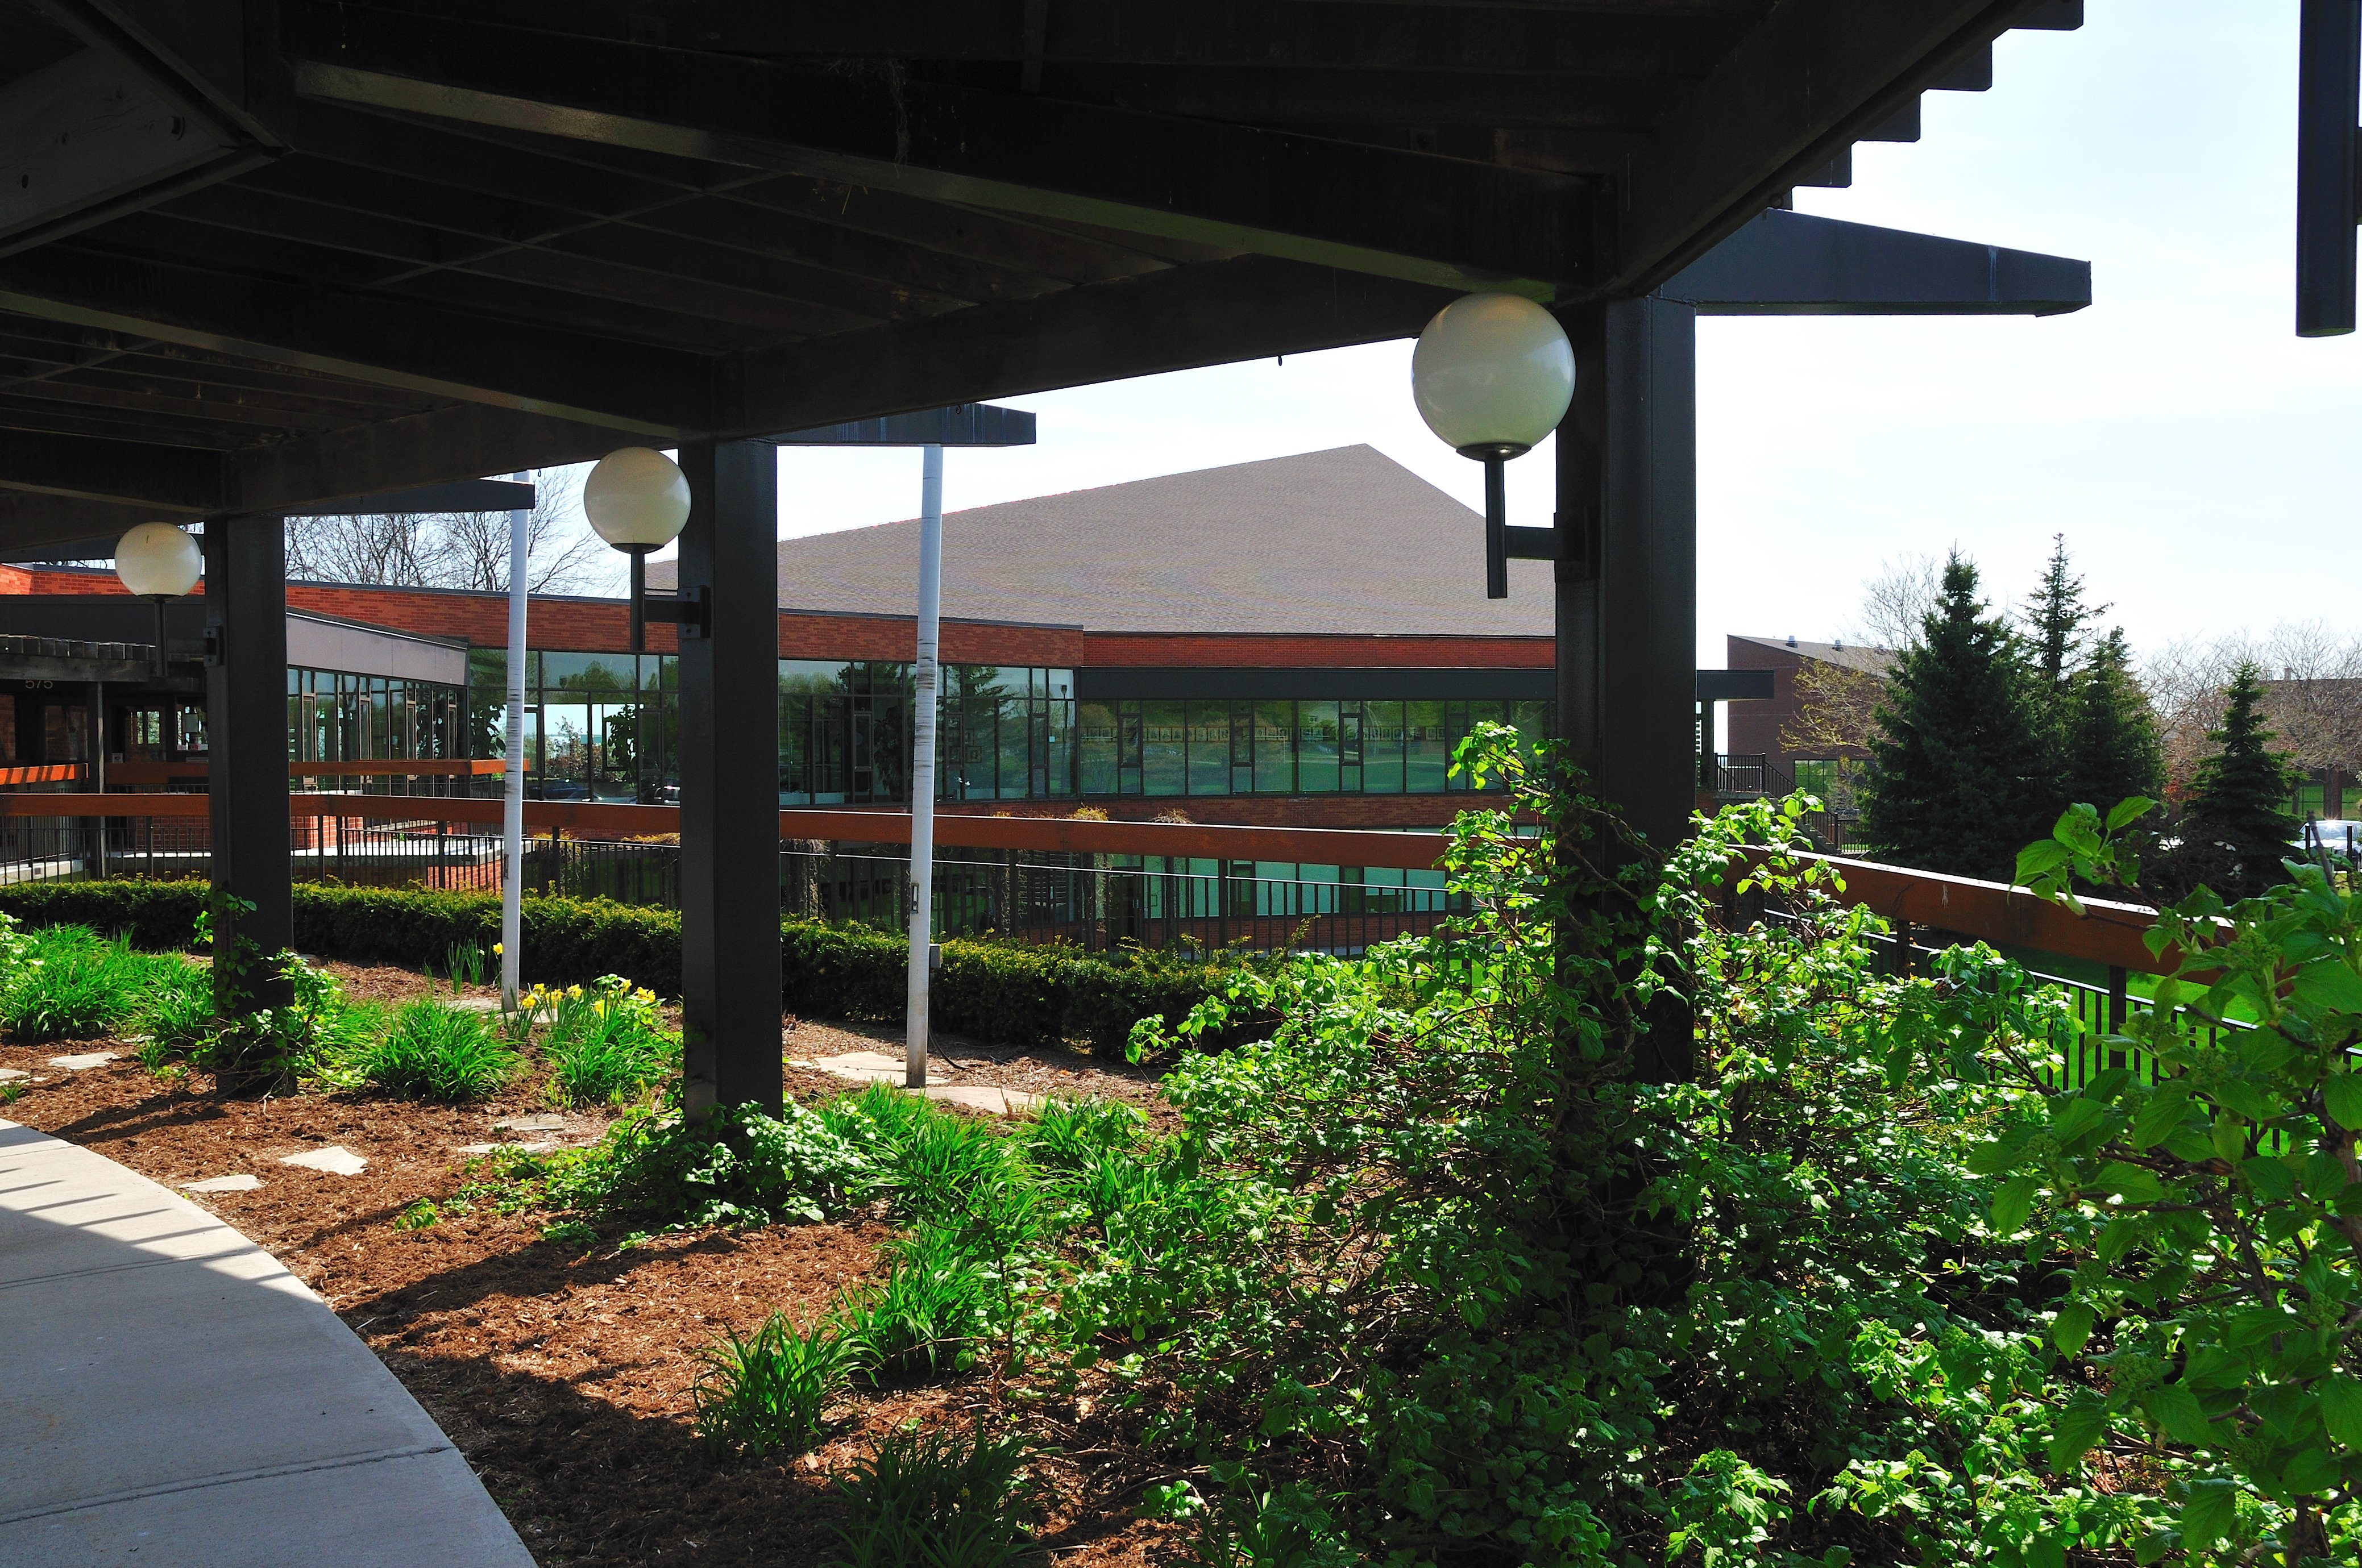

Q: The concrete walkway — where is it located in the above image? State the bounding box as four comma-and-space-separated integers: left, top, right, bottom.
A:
0, 1120, 535, 1567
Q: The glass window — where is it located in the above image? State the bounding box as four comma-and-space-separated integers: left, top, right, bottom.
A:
1045, 668, 1075, 702
1186, 700, 1230, 796
1078, 701, 1118, 796
812, 694, 847, 804
1143, 700, 1186, 796
541, 651, 636, 692
997, 691, 1030, 800
1119, 701, 1143, 795
1296, 700, 1339, 794
1509, 700, 1552, 759
1043, 698, 1076, 796
542, 704, 593, 789
1339, 702, 1363, 793
1406, 701, 1448, 793
1364, 701, 1406, 794
1252, 700, 1294, 793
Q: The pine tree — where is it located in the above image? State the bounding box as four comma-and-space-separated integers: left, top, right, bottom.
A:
2180, 661, 2297, 899
2022, 534, 2102, 815
2062, 627, 2165, 814
1860, 552, 2050, 879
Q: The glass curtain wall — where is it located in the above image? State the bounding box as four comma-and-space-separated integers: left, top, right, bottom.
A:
287, 667, 464, 792
468, 649, 1545, 805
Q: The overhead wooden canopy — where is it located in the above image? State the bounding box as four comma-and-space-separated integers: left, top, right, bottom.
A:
0, 0, 2081, 548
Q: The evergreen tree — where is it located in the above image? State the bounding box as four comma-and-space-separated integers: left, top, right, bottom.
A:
2062, 627, 2165, 814
2180, 661, 2297, 899
2021, 534, 2102, 813
1860, 552, 2050, 879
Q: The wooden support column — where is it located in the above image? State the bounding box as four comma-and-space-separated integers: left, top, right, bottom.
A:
1554, 296, 1698, 1082
676, 439, 783, 1120
203, 515, 293, 1011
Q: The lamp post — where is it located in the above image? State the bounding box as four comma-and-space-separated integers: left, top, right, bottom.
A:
113, 522, 202, 676
584, 447, 693, 652
1409, 293, 1576, 599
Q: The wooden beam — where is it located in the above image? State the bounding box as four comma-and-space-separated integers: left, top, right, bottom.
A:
0, 488, 166, 550
0, 243, 719, 433
228, 400, 619, 515
1607, 0, 2040, 295
0, 425, 220, 510
280, 4, 1597, 293
738, 255, 1453, 433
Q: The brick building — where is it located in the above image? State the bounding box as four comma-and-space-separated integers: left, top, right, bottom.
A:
0, 447, 1552, 827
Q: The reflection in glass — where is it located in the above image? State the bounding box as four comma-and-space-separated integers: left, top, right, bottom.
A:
1296, 700, 1338, 794
1143, 700, 1185, 796
1252, 700, 1293, 793
1406, 701, 1448, 793
1078, 701, 1118, 796
1186, 701, 1229, 796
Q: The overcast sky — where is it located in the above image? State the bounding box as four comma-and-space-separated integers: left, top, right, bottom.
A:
611, 1, 2356, 673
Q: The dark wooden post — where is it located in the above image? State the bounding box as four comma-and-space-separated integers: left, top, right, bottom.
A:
676, 439, 783, 1120
204, 515, 294, 1014
1555, 296, 1699, 1083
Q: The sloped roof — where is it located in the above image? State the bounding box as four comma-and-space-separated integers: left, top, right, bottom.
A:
1732, 634, 1896, 676
654, 446, 1554, 637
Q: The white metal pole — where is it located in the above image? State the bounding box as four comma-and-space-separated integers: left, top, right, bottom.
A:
906, 444, 944, 1088
500, 471, 529, 1008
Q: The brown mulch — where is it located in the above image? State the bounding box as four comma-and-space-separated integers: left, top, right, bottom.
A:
1, 1001, 1186, 1567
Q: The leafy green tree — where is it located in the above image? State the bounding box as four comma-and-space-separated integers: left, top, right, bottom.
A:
1860, 552, 2049, 878
2181, 660, 2297, 899
2062, 626, 2165, 820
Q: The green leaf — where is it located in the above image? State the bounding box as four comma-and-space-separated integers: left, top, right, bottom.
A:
2131, 1089, 2192, 1150
2321, 1372, 2362, 1449
2016, 841, 2073, 884
2149, 1382, 2212, 1448
1990, 1174, 2041, 1236
2055, 803, 2103, 856
2241, 1156, 2298, 1201
2106, 796, 2158, 831
2052, 1302, 2094, 1356
2048, 1390, 2111, 1471
2293, 960, 2362, 1015
2326, 1074, 2362, 1133
2095, 1161, 2166, 1204
2282, 1444, 2342, 1496
1966, 1138, 2026, 1176
2178, 1479, 2238, 1550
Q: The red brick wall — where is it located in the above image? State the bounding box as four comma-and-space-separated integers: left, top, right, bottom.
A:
1083, 632, 1553, 668
937, 793, 1484, 829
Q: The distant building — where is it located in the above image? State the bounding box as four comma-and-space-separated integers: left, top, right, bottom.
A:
1, 447, 1554, 827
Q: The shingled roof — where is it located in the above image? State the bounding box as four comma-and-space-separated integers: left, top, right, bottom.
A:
654, 445, 1555, 637
1731, 634, 1896, 676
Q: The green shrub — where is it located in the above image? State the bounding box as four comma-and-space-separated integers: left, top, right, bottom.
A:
491, 1100, 869, 1231
690, 1309, 850, 1457
1022, 1095, 1146, 1173
344, 999, 517, 1101
132, 962, 213, 1066
0, 879, 1254, 1054
829, 1421, 1036, 1568
538, 976, 679, 1107
835, 1225, 991, 1386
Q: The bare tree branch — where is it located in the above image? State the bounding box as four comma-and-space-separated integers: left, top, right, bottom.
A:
1844, 554, 1945, 654
283, 468, 618, 596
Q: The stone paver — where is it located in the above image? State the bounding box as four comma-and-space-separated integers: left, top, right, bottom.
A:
181, 1174, 264, 1193
0, 1066, 26, 1082
45, 1051, 118, 1071
493, 1114, 567, 1133
454, 1141, 552, 1155
277, 1146, 368, 1176
0, 1118, 534, 1567
791, 1051, 1041, 1115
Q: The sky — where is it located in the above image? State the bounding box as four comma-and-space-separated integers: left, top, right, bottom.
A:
601, 2, 2359, 675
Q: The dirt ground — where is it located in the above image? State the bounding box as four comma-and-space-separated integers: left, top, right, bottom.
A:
1, 964, 1184, 1567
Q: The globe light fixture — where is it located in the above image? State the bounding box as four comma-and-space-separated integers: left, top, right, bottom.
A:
114, 522, 202, 676
1409, 293, 1576, 599
584, 446, 692, 652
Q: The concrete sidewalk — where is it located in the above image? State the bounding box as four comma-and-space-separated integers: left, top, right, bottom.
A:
0, 1119, 535, 1567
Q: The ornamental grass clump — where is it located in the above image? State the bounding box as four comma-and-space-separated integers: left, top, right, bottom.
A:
346, 997, 517, 1102
0, 925, 159, 1042
834, 1224, 993, 1387
536, 975, 678, 1107
690, 1309, 852, 1457
827, 1421, 1037, 1568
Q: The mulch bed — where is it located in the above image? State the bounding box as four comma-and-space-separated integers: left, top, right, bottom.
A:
1, 967, 1186, 1567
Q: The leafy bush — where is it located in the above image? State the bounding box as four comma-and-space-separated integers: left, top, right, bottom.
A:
342, 999, 517, 1102
691, 1309, 851, 1457
0, 926, 150, 1041
132, 961, 213, 1068
829, 1421, 1036, 1568
491, 1100, 869, 1232
1022, 1094, 1146, 1173
535, 975, 679, 1106
0, 879, 1251, 1053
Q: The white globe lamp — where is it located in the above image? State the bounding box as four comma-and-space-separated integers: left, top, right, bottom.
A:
114, 522, 202, 675
1409, 293, 1576, 598
583, 447, 691, 652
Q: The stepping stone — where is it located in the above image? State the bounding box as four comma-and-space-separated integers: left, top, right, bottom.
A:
455, 1141, 553, 1155
0, 1067, 26, 1083
448, 997, 503, 1013
493, 1113, 567, 1133
47, 1051, 118, 1070
181, 1174, 264, 1193
792, 1050, 950, 1083
279, 1146, 368, 1176
923, 1084, 1043, 1117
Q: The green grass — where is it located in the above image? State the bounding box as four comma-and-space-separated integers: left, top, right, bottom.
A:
344, 998, 518, 1101
836, 1225, 992, 1386
0, 926, 189, 1043
690, 1309, 852, 1457
543, 998, 679, 1107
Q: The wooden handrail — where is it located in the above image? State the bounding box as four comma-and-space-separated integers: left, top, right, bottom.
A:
106, 759, 504, 783
0, 791, 2189, 973
0, 764, 87, 786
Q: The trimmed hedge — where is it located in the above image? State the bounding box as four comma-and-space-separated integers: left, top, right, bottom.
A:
0, 879, 1241, 1054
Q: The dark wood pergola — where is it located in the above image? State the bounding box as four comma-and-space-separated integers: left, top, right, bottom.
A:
0, 0, 2085, 1109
